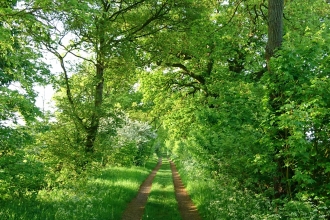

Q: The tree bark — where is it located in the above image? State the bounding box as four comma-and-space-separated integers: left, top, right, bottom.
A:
84, 63, 104, 153
84, 10, 106, 152
266, 0, 286, 200
265, 0, 284, 67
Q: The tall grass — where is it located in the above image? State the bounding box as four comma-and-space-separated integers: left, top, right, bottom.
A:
0, 158, 158, 220
176, 159, 330, 219
143, 159, 181, 220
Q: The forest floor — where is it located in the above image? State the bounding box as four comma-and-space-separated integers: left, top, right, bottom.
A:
122, 158, 202, 220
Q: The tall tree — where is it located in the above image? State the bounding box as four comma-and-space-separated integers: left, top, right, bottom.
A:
263, 0, 330, 200
265, 0, 285, 199
27, 0, 197, 153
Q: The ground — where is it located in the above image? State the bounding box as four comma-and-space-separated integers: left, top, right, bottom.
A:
122, 158, 201, 220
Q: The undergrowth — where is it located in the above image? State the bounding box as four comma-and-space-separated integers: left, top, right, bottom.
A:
175, 159, 330, 220
0, 157, 158, 220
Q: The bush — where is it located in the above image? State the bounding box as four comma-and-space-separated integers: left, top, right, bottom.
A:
0, 127, 46, 200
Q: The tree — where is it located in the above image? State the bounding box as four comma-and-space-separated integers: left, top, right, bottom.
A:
262, 0, 330, 201
27, 0, 200, 153
0, 0, 50, 200
139, 0, 330, 213
265, 0, 286, 200
138, 0, 268, 188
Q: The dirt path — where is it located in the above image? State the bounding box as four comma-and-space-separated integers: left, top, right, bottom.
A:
121, 158, 202, 220
169, 160, 202, 220
122, 158, 162, 220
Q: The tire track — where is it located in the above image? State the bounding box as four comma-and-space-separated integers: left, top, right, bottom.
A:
169, 159, 202, 220
122, 158, 202, 220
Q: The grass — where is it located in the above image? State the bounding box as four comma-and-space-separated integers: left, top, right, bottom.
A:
142, 159, 181, 220
176, 159, 330, 220
0, 157, 159, 220
175, 159, 276, 220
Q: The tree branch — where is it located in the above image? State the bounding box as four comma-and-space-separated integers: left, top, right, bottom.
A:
42, 42, 87, 131
108, 0, 146, 21
127, 2, 169, 38
167, 63, 205, 84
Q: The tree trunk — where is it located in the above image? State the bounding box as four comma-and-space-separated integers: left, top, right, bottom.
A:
84, 62, 104, 153
266, 0, 286, 200
266, 0, 284, 66
84, 11, 106, 153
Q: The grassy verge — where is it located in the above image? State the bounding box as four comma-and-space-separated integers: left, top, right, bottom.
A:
175, 160, 273, 219
0, 157, 159, 220
176, 159, 330, 220
143, 159, 181, 220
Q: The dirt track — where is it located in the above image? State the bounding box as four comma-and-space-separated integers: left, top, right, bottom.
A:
121, 158, 201, 220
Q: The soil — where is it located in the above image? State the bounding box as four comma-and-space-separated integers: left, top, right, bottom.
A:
121, 158, 202, 220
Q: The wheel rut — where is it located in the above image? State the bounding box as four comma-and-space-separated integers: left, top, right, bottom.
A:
170, 159, 202, 220
121, 158, 201, 220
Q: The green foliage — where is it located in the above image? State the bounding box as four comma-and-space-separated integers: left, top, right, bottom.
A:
0, 127, 46, 200
0, 3, 49, 126
1, 0, 330, 218
140, 0, 330, 217
0, 0, 50, 205
176, 158, 330, 219
258, 5, 330, 198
